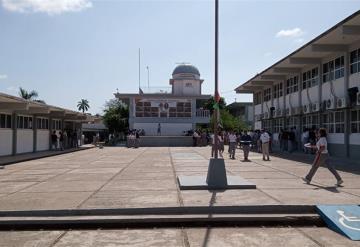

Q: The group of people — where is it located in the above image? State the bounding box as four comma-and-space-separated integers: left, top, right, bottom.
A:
126, 129, 140, 148
51, 130, 80, 151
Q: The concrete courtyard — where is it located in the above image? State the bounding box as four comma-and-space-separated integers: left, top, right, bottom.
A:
0, 146, 360, 246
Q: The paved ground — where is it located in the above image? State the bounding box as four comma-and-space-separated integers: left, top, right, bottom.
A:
0, 146, 360, 246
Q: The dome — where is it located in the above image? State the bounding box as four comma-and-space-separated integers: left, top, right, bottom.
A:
172, 64, 200, 76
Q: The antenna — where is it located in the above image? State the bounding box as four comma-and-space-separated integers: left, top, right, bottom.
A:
175, 62, 191, 65
138, 48, 141, 91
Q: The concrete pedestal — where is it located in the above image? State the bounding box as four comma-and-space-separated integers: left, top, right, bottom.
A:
177, 158, 256, 190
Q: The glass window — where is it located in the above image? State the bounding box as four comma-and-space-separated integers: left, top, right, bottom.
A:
0, 114, 5, 128
6, 115, 11, 128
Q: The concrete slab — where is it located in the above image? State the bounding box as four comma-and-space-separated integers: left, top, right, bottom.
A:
0, 231, 64, 247
53, 229, 183, 247
178, 176, 256, 190
68, 168, 122, 174
81, 190, 180, 209
53, 173, 115, 181
101, 179, 177, 191
246, 178, 322, 189
186, 227, 319, 247
181, 190, 278, 206
0, 181, 37, 194
0, 173, 58, 182
237, 171, 297, 179
298, 227, 360, 246
262, 188, 360, 205
22, 180, 107, 192
0, 192, 93, 210
10, 168, 70, 175
115, 172, 174, 180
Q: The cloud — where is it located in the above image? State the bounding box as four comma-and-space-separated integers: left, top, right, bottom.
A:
0, 74, 7, 79
1, 0, 92, 15
276, 28, 304, 38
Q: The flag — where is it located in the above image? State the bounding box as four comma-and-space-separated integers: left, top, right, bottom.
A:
213, 102, 220, 110
215, 90, 220, 103
139, 88, 144, 95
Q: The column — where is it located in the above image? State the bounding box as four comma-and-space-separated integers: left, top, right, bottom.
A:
12, 112, 17, 155
33, 115, 37, 152
344, 51, 350, 157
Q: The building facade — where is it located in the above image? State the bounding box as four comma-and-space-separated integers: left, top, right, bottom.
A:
226, 102, 253, 128
0, 93, 90, 156
235, 11, 360, 158
115, 64, 211, 136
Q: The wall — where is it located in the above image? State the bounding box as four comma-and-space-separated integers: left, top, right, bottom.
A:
0, 129, 12, 156
16, 130, 33, 154
173, 80, 201, 96
133, 123, 192, 136
139, 136, 193, 147
36, 130, 50, 151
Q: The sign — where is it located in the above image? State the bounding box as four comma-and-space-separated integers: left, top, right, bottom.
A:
317, 205, 360, 240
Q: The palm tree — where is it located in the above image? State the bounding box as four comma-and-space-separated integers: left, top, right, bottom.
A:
77, 99, 90, 113
18, 87, 46, 104
19, 87, 38, 100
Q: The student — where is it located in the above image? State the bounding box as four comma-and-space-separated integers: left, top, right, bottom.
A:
260, 129, 270, 161
240, 131, 252, 161
228, 131, 237, 159
303, 128, 343, 186
51, 131, 58, 150
135, 130, 140, 148
59, 131, 64, 151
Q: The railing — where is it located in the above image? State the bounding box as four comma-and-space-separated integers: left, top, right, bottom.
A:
139, 86, 172, 94
196, 109, 210, 118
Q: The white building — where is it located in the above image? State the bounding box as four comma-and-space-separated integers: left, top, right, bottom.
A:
235, 10, 360, 158
115, 64, 211, 136
0, 93, 91, 156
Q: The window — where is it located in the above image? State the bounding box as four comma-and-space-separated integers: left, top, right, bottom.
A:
36, 117, 49, 129
285, 116, 299, 130
302, 114, 319, 130
52, 119, 62, 130
322, 111, 344, 133
273, 118, 284, 133
323, 56, 344, 83
286, 76, 298, 94
302, 68, 319, 89
17, 116, 33, 129
254, 92, 262, 105
262, 119, 271, 131
350, 49, 360, 74
351, 110, 360, 133
263, 88, 271, 101
0, 114, 12, 128
273, 83, 283, 99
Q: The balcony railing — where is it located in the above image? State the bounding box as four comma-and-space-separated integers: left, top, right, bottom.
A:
196, 109, 210, 118
140, 86, 172, 94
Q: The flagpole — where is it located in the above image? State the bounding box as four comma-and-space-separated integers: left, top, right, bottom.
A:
214, 0, 219, 159
138, 48, 141, 92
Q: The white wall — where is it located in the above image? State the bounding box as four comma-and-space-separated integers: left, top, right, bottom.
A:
173, 80, 201, 96
301, 86, 319, 106
254, 104, 262, 115
0, 129, 12, 156
133, 123, 192, 136
349, 73, 360, 89
36, 130, 49, 151
322, 79, 345, 100
327, 133, 344, 144
350, 134, 360, 145
16, 130, 33, 154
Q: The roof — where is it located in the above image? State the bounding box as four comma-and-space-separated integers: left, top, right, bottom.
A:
0, 92, 93, 122
114, 93, 212, 99
235, 10, 360, 94
172, 64, 200, 76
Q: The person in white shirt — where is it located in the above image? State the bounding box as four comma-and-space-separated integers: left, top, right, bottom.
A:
228, 131, 237, 159
303, 128, 343, 186
260, 129, 270, 161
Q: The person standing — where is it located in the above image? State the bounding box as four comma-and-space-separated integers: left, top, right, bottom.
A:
59, 131, 64, 151
240, 131, 252, 161
51, 131, 58, 150
157, 123, 161, 136
303, 128, 343, 186
228, 131, 237, 159
135, 130, 140, 148
260, 129, 270, 161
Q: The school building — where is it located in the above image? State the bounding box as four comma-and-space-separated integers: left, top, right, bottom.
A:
235, 10, 360, 158
115, 64, 211, 136
0, 92, 91, 157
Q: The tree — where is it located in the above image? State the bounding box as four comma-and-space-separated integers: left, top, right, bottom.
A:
210, 109, 249, 132
202, 96, 226, 114
77, 99, 90, 113
102, 99, 129, 133
18, 87, 46, 104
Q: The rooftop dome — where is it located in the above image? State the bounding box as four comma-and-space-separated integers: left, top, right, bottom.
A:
172, 64, 200, 76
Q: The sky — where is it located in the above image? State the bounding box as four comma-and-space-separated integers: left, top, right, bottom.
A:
1, 0, 360, 114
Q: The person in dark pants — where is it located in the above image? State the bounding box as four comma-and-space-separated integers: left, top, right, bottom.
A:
240, 132, 252, 161
303, 128, 343, 186
135, 131, 140, 148
51, 131, 58, 150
